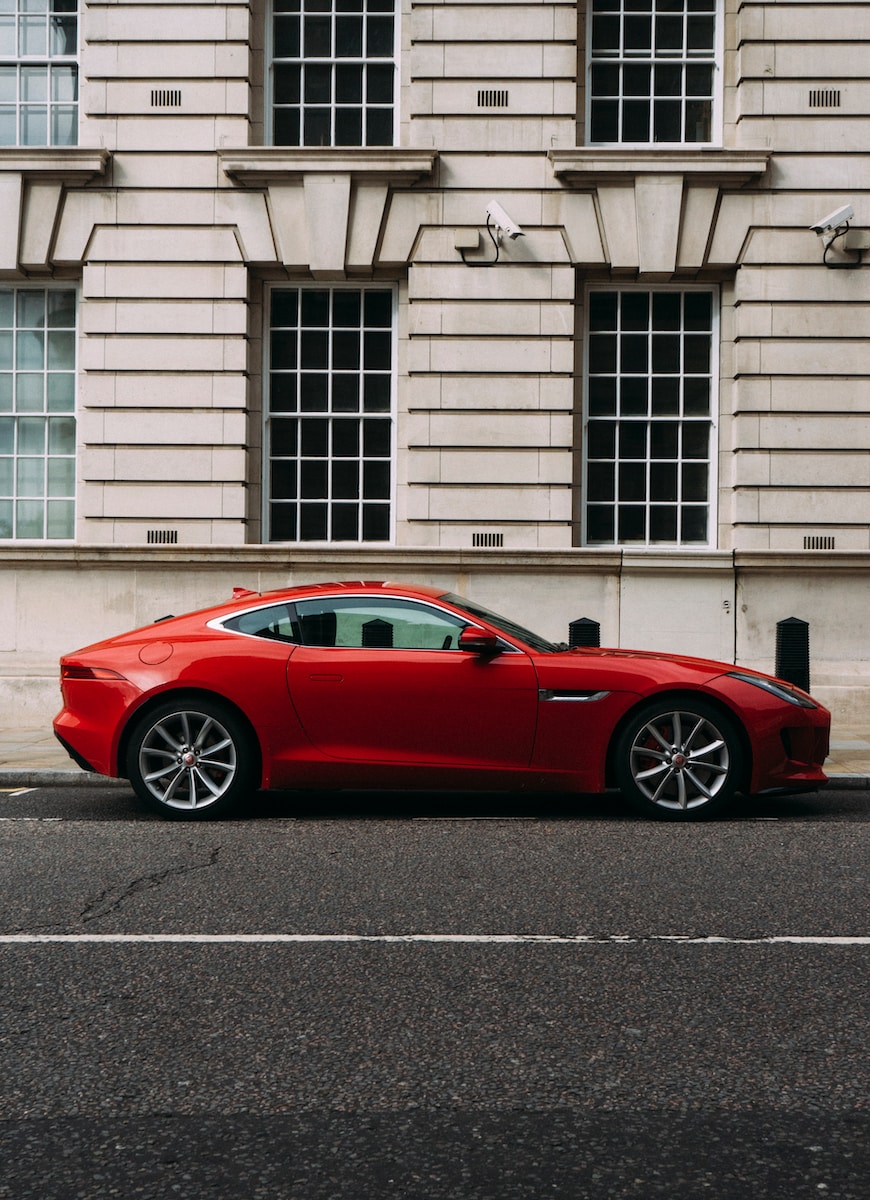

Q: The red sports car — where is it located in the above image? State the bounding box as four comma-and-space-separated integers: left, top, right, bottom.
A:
53, 581, 830, 821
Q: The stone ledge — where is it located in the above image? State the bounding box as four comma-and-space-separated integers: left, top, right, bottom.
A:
0, 147, 109, 181
549, 148, 770, 186
219, 148, 438, 186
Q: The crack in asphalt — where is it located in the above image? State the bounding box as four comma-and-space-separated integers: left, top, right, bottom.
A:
78, 847, 222, 924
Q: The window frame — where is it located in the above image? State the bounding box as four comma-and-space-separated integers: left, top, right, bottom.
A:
0, 283, 78, 543
0, 0, 79, 148
265, 0, 400, 148
580, 283, 719, 550
584, 0, 723, 149
263, 281, 398, 545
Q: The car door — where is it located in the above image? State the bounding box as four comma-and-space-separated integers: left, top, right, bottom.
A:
285, 595, 539, 768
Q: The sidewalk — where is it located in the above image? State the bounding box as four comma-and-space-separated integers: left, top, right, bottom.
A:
1, 726, 868, 789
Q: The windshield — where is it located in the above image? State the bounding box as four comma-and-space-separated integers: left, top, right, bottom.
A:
441, 592, 559, 653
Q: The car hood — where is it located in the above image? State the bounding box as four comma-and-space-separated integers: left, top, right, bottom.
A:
532, 645, 745, 693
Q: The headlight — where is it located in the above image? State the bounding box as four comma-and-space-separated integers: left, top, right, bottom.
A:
727, 671, 817, 709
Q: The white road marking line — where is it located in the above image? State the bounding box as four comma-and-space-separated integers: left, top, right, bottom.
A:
0, 933, 866, 946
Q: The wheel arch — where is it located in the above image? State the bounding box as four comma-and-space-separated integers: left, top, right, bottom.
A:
116, 688, 264, 786
604, 689, 753, 793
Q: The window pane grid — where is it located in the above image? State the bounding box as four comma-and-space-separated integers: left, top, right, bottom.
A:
0, 286, 76, 540
584, 289, 714, 547
0, 1, 78, 146
268, 286, 393, 543
272, 0, 395, 146
589, 0, 715, 144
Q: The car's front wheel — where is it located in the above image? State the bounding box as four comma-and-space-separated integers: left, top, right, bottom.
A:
125, 698, 258, 820
613, 698, 744, 820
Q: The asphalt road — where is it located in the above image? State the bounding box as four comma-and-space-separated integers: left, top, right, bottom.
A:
0, 782, 867, 1199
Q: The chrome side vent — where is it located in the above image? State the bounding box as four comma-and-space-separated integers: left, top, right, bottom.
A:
803, 535, 835, 550
472, 532, 504, 548
147, 529, 179, 545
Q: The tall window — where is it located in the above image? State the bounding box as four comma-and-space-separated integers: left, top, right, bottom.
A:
0, 0, 78, 146
270, 0, 396, 146
0, 288, 76, 540
583, 289, 715, 546
588, 0, 716, 144
266, 286, 394, 542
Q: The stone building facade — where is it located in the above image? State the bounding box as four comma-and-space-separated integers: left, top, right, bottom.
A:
1, 0, 869, 728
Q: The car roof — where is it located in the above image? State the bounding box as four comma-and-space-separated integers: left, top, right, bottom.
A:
256, 581, 447, 602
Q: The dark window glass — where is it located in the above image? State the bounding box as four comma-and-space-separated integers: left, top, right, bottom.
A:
332, 503, 359, 540
333, 330, 360, 370
267, 287, 394, 543
586, 505, 615, 543
364, 290, 393, 326
589, 334, 617, 374
301, 330, 329, 370
274, 64, 301, 104
300, 502, 328, 540
363, 375, 391, 411
300, 374, 328, 411
589, 291, 618, 331
336, 15, 363, 56
589, 376, 617, 416
652, 334, 680, 373
590, 1, 716, 144
588, 461, 615, 502
650, 462, 677, 501
363, 460, 390, 499
271, 331, 297, 370
301, 460, 328, 498
333, 374, 360, 412
336, 64, 363, 103
333, 419, 360, 458
367, 63, 394, 104
620, 377, 647, 415
650, 505, 678, 541
588, 420, 617, 460
362, 503, 390, 540
365, 106, 393, 145
332, 460, 359, 499
651, 376, 680, 415
585, 289, 714, 547
619, 462, 646, 501
335, 107, 362, 145
304, 64, 331, 103
618, 506, 646, 542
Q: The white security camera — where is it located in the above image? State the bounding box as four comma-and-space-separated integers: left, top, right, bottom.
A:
810, 204, 854, 237
485, 200, 524, 240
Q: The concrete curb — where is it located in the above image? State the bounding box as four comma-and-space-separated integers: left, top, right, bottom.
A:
0, 769, 867, 791
0, 769, 126, 788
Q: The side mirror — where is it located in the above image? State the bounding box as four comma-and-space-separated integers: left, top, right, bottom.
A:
458, 626, 500, 656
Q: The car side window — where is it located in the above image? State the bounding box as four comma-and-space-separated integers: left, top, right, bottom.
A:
223, 604, 300, 643
294, 597, 467, 650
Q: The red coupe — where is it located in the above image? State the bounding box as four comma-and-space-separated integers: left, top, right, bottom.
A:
53, 581, 830, 821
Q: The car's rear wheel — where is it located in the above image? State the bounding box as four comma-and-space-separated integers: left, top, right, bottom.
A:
126, 698, 257, 820
614, 698, 743, 820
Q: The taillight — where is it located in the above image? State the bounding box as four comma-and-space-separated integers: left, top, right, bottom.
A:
61, 665, 126, 681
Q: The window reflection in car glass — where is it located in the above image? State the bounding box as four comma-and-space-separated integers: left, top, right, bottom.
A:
294, 597, 466, 650
224, 605, 299, 642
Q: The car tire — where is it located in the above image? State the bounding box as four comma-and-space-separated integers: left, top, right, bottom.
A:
613, 697, 744, 821
125, 697, 258, 820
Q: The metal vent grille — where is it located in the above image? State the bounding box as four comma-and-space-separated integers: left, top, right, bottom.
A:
147, 529, 179, 545
809, 89, 841, 108
472, 532, 504, 548
803, 535, 836, 550
151, 89, 182, 108
477, 89, 509, 108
